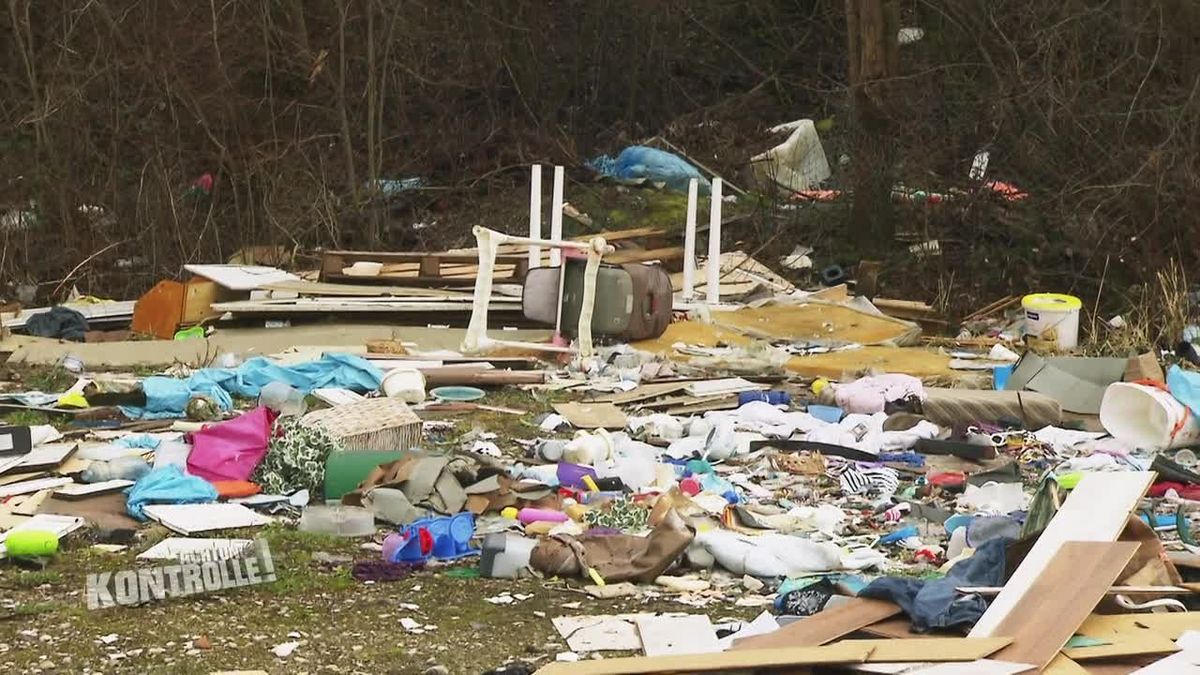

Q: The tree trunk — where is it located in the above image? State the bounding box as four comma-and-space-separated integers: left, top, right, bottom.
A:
846, 0, 900, 249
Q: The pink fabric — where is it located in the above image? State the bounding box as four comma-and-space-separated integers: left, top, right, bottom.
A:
835, 374, 925, 414
186, 406, 277, 482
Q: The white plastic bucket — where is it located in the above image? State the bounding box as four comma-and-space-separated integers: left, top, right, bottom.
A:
1023, 293, 1081, 349
1100, 382, 1200, 449
381, 368, 426, 403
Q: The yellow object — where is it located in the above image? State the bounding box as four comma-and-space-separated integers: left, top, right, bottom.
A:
587, 567, 606, 586
500, 507, 519, 520
1055, 472, 1082, 490
565, 504, 588, 522
812, 378, 829, 396
581, 475, 600, 493
1022, 293, 1082, 312
56, 392, 89, 409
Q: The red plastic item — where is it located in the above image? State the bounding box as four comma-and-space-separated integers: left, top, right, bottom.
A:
679, 476, 702, 496
928, 472, 966, 488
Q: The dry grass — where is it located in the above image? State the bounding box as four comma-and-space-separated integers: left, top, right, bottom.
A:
1084, 259, 1190, 356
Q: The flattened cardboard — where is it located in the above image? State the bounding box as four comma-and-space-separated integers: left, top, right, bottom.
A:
553, 402, 629, 430
1004, 352, 1126, 414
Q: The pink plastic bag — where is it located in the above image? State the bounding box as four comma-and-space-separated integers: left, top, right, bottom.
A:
186, 406, 278, 482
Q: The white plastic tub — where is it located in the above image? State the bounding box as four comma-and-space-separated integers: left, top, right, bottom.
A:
1023, 293, 1081, 349
1100, 382, 1200, 449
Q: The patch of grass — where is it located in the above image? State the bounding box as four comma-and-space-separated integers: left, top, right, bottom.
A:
3, 601, 65, 618
1, 409, 50, 427
9, 364, 77, 393
4, 570, 63, 589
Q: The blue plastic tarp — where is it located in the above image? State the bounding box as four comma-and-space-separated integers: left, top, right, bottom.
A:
122, 352, 383, 420
124, 465, 219, 520
587, 146, 712, 194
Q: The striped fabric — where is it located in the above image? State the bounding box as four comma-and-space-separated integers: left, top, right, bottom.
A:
827, 459, 900, 496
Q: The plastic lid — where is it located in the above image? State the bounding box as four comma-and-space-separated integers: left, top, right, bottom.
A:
1022, 293, 1082, 311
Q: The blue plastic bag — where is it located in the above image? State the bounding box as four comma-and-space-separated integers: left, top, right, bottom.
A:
1167, 365, 1200, 416
587, 146, 712, 194
124, 465, 219, 520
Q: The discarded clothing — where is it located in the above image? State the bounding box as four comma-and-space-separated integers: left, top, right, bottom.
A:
835, 374, 926, 414
530, 508, 693, 583
690, 528, 845, 577
586, 146, 711, 194
253, 417, 342, 496
122, 353, 383, 419
859, 536, 1010, 632
124, 465, 218, 520
827, 460, 900, 497
25, 306, 88, 341
775, 577, 837, 616
1167, 365, 1200, 416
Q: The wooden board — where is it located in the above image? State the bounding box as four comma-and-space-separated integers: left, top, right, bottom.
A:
842, 637, 1012, 662
1041, 654, 1090, 674
1063, 625, 1180, 661
552, 402, 629, 430
1074, 612, 1200, 641
857, 617, 922, 640
590, 381, 690, 405
733, 597, 902, 650
531, 642, 872, 674
970, 471, 1156, 637
987, 541, 1140, 670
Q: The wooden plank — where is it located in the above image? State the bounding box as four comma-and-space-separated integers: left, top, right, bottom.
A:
857, 617, 921, 640
842, 638, 1011, 662
1074, 612, 1200, 641
733, 597, 902, 650
589, 382, 690, 405
970, 471, 1155, 637
988, 541, 1140, 670
533, 642, 871, 674
1041, 654, 1090, 674
552, 402, 629, 430
1063, 626, 1180, 661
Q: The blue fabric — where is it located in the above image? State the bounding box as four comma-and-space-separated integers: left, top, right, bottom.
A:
114, 434, 162, 449
587, 146, 712, 193
124, 465, 219, 520
859, 537, 1010, 632
122, 352, 383, 419
1167, 365, 1200, 417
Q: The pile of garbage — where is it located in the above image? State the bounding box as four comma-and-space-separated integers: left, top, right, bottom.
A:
0, 149, 1197, 673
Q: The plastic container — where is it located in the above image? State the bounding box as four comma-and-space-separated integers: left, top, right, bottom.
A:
556, 462, 598, 489
993, 364, 1015, 391
1022, 293, 1082, 349
479, 533, 537, 578
259, 381, 307, 417
1100, 382, 1200, 449
3, 530, 59, 557
298, 505, 376, 537
738, 390, 791, 406
517, 507, 569, 525
153, 439, 192, 470
381, 368, 426, 404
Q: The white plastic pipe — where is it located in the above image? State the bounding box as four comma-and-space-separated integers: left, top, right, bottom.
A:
528, 165, 542, 268
682, 178, 698, 301
549, 166, 565, 267
706, 178, 723, 305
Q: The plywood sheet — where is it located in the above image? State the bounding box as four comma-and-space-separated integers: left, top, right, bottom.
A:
553, 402, 629, 430
531, 642, 872, 674
987, 541, 1140, 670
970, 471, 1155, 637
1064, 625, 1180, 661
1076, 613, 1200, 641
732, 597, 902, 650
842, 637, 1012, 662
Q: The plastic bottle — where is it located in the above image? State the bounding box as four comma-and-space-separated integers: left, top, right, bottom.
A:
81, 456, 151, 483
259, 381, 307, 417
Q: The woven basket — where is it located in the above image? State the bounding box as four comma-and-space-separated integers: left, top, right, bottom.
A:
299, 397, 422, 452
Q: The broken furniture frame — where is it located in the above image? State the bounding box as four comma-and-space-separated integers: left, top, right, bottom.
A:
462, 226, 613, 358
